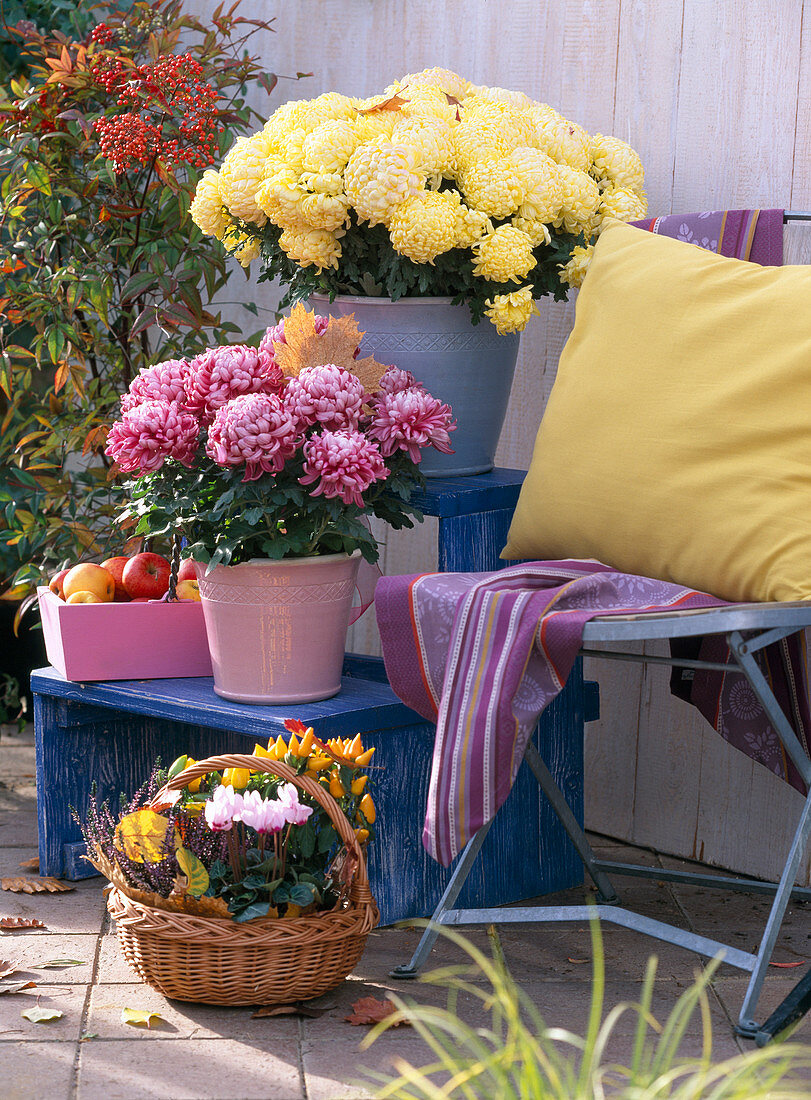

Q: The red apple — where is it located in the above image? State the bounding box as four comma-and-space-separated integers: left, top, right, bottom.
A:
177, 558, 198, 583
122, 552, 171, 600
100, 555, 131, 601
48, 568, 71, 599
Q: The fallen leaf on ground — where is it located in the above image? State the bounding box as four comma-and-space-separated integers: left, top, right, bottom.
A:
252, 1001, 331, 1019
1, 877, 74, 894
22, 1006, 63, 1023
0, 981, 36, 995
0, 960, 20, 978
345, 996, 408, 1027
0, 917, 47, 931
80, 1032, 98, 1041
567, 957, 589, 964
121, 1007, 163, 1028
30, 959, 84, 969
17, 858, 38, 872
769, 960, 805, 968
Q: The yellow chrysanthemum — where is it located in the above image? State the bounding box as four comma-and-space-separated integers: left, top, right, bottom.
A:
262, 100, 311, 153
460, 96, 536, 153
223, 227, 261, 269
484, 286, 539, 335
535, 116, 591, 172
559, 243, 594, 288
472, 225, 536, 283
470, 84, 534, 110
255, 168, 308, 229
218, 134, 270, 227
280, 127, 309, 174
400, 67, 470, 100
278, 226, 344, 270
590, 134, 645, 192
189, 169, 229, 238
454, 196, 492, 247
388, 190, 460, 263
352, 110, 399, 144
391, 118, 454, 177
552, 165, 601, 236
459, 157, 525, 219
302, 119, 359, 173
597, 185, 648, 228
343, 139, 425, 226
511, 215, 551, 248
509, 147, 564, 224
299, 92, 357, 131
400, 87, 458, 125
299, 171, 344, 196
299, 191, 350, 232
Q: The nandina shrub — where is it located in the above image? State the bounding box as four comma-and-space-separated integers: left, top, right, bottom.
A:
0, 0, 303, 595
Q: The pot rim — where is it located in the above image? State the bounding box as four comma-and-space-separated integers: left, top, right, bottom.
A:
204, 550, 362, 571
309, 293, 457, 306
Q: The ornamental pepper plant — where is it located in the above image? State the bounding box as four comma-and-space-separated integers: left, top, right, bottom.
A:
0, 0, 303, 596
76, 719, 378, 922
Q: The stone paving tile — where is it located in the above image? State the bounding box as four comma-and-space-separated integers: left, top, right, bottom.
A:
0, 746, 38, 779
302, 1034, 441, 1100
0, 845, 39, 875
0, 877, 106, 935
0, 981, 87, 1042
1, 934, 98, 983
77, 1037, 304, 1099
4, 1039, 76, 1100
0, 789, 39, 846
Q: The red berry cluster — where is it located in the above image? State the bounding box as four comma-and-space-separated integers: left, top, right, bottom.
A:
90, 23, 115, 46
90, 51, 220, 172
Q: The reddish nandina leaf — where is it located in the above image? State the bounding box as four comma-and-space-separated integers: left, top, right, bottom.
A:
0, 917, 47, 930
358, 92, 408, 115
283, 718, 308, 736
345, 996, 408, 1026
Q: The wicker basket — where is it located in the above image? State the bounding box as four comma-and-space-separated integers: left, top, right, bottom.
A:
105, 753, 378, 1005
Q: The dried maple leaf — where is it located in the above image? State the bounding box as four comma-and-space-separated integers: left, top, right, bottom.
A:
345, 995, 408, 1027
358, 92, 408, 115
0, 960, 20, 978
17, 858, 39, 872
1, 877, 74, 894
273, 303, 387, 393
0, 917, 47, 931
0, 980, 36, 995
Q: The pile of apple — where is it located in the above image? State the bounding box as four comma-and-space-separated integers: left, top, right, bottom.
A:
48, 552, 201, 605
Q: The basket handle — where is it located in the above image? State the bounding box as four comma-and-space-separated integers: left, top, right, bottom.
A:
156, 754, 372, 900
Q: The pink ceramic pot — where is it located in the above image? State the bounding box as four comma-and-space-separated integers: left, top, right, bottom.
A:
195, 552, 361, 705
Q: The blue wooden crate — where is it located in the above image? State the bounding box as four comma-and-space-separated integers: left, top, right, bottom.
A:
31, 660, 585, 926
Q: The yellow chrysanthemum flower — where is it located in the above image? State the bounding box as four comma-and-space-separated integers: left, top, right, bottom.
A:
299, 92, 357, 130
353, 110, 399, 144
590, 134, 645, 192
535, 116, 591, 172
552, 165, 601, 236
510, 147, 564, 224
461, 97, 536, 153
189, 169, 229, 238
471, 84, 534, 110
299, 191, 350, 232
302, 119, 359, 173
278, 226, 344, 270
388, 190, 460, 263
459, 157, 525, 219
559, 243, 594, 288
255, 168, 308, 229
597, 185, 648, 228
472, 225, 536, 283
343, 139, 425, 226
484, 286, 539, 335
279, 127, 309, 175
223, 227, 261, 269
218, 133, 270, 227
511, 215, 551, 248
391, 118, 455, 177
262, 100, 311, 152
299, 171, 344, 196
400, 67, 470, 100
454, 197, 493, 247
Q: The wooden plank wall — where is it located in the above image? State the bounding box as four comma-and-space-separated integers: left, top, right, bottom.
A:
189, 0, 811, 882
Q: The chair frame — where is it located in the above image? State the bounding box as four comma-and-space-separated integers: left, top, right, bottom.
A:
392, 211, 811, 1040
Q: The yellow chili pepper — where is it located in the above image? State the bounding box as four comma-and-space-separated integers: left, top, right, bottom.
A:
354, 827, 370, 843
184, 758, 202, 794
355, 747, 376, 767
306, 755, 333, 771
346, 733, 363, 759
273, 734, 287, 757
298, 727, 316, 756
287, 732, 300, 755
329, 775, 345, 799
359, 793, 376, 824
350, 775, 368, 796
222, 767, 250, 789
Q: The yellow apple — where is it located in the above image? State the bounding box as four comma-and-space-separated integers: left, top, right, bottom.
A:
175, 579, 201, 601
62, 563, 116, 602
66, 590, 104, 604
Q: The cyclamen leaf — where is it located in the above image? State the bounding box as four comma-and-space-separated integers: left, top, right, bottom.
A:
114, 809, 172, 863
175, 848, 209, 898
121, 1007, 163, 1028
22, 1006, 63, 1023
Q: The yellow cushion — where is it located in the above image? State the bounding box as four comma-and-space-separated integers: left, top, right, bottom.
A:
502, 219, 811, 603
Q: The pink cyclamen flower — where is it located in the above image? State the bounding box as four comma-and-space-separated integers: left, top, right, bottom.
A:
284, 364, 367, 432
258, 313, 331, 360
105, 399, 200, 474
204, 784, 244, 832
300, 429, 388, 507
276, 782, 314, 826
237, 790, 287, 834
376, 366, 417, 395
184, 344, 283, 424
206, 393, 299, 481
121, 358, 189, 413
369, 388, 456, 463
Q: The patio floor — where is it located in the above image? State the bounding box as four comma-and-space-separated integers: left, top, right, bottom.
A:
2, 721, 810, 1099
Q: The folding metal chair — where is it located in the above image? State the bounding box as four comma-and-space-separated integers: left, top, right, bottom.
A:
392, 212, 811, 1041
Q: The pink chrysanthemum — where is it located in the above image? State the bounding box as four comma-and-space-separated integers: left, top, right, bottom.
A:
257, 313, 330, 359
121, 358, 189, 412
284, 364, 367, 432
300, 429, 388, 507
206, 393, 298, 481
105, 400, 200, 474
369, 388, 456, 463
184, 345, 283, 424
376, 365, 418, 395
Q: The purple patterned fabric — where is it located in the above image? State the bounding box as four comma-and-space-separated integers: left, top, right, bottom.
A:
631, 208, 784, 265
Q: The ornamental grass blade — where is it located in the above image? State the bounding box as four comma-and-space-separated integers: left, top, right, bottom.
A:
30, 959, 84, 969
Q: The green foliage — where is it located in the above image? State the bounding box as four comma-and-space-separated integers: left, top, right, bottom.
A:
0, 0, 301, 594
255, 212, 582, 324
0, 0, 111, 82
365, 922, 811, 1099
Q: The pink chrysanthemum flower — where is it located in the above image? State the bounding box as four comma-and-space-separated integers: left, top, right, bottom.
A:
105, 400, 200, 474
121, 358, 189, 412
257, 313, 331, 359
184, 344, 283, 424
369, 388, 456, 463
284, 364, 367, 432
300, 429, 388, 507
206, 393, 298, 481
376, 365, 418, 395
